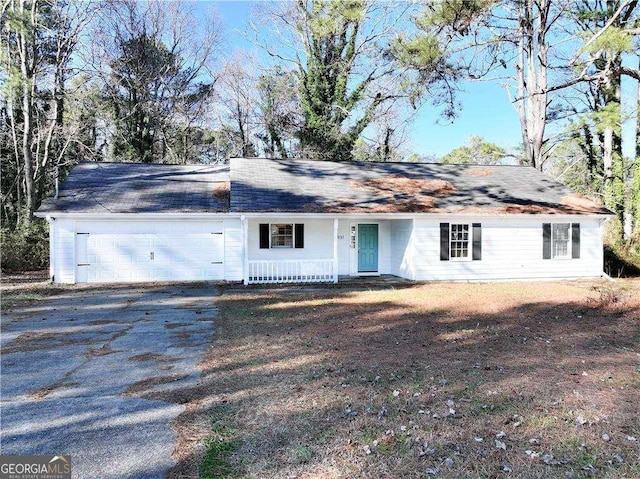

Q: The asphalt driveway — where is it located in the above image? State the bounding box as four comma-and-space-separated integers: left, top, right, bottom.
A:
0, 283, 217, 479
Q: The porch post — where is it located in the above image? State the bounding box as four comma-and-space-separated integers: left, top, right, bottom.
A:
242, 215, 249, 285
333, 218, 339, 283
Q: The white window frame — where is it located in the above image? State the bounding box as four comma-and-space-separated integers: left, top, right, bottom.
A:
270, 223, 294, 248
449, 223, 471, 261
551, 223, 571, 259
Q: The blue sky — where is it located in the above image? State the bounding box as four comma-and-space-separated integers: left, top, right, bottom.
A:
206, 0, 523, 158
205, 1, 635, 159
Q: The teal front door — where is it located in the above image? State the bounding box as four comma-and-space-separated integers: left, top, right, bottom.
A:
358, 224, 379, 273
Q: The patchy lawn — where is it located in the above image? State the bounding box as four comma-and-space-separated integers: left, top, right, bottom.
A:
169, 279, 640, 479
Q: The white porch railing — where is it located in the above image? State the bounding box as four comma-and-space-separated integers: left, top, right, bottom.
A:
247, 259, 335, 284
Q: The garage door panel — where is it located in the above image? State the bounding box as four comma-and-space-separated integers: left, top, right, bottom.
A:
76, 222, 224, 283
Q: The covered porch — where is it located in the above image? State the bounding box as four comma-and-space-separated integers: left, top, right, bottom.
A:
241, 216, 410, 285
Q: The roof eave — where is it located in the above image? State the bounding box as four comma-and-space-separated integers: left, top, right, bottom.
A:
34, 211, 236, 219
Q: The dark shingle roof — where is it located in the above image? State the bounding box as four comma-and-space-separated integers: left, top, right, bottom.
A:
37, 162, 229, 214
37, 158, 610, 216
230, 158, 610, 215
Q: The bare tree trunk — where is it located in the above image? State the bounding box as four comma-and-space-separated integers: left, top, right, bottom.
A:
17, 0, 36, 224
514, 0, 550, 171
633, 57, 640, 235
516, 4, 531, 166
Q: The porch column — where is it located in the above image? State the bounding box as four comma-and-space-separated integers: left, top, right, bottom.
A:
242, 215, 249, 285
333, 218, 339, 283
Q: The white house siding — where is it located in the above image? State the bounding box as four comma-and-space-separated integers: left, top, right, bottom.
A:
400, 216, 605, 281
50, 218, 76, 283
248, 218, 334, 261
248, 218, 393, 276
390, 219, 415, 280
336, 221, 351, 275
49, 218, 240, 284
339, 219, 392, 275
222, 218, 244, 281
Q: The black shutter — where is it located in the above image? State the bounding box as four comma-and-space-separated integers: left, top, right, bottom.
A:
259, 223, 269, 249
571, 223, 580, 259
295, 223, 304, 248
472, 223, 482, 260
440, 223, 450, 261
542, 223, 551, 259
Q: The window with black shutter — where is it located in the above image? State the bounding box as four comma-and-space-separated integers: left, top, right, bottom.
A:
441, 222, 481, 261
543, 223, 580, 259
259, 223, 305, 249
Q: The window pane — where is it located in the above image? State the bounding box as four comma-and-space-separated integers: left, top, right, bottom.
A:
271, 224, 293, 248
552, 223, 570, 258
450, 224, 469, 259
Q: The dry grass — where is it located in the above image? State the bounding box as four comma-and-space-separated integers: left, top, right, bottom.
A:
170, 279, 640, 479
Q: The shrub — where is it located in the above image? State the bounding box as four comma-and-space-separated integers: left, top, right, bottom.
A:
603, 219, 640, 277
1, 220, 49, 272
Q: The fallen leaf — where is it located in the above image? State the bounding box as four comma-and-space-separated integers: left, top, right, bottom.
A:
495, 440, 506, 450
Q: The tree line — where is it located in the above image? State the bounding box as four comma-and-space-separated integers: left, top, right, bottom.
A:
1, 0, 638, 245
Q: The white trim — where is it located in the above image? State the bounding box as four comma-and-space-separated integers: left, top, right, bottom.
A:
38, 211, 612, 222
269, 223, 295, 248
333, 219, 339, 283
449, 222, 472, 262
242, 215, 249, 285
550, 222, 572, 260
47, 216, 55, 281
34, 212, 238, 220
233, 212, 612, 221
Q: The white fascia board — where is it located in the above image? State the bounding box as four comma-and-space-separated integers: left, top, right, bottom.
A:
36, 210, 612, 222
238, 212, 612, 221
34, 212, 239, 220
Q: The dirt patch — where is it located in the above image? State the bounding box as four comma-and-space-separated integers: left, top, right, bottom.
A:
168, 279, 640, 479
165, 323, 192, 330
170, 331, 193, 340
84, 344, 122, 357
88, 319, 117, 326
125, 373, 190, 396
129, 352, 179, 362
0, 270, 49, 284
28, 381, 80, 399
3, 332, 67, 354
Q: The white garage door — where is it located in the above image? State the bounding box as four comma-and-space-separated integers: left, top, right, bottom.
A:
75, 221, 224, 283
